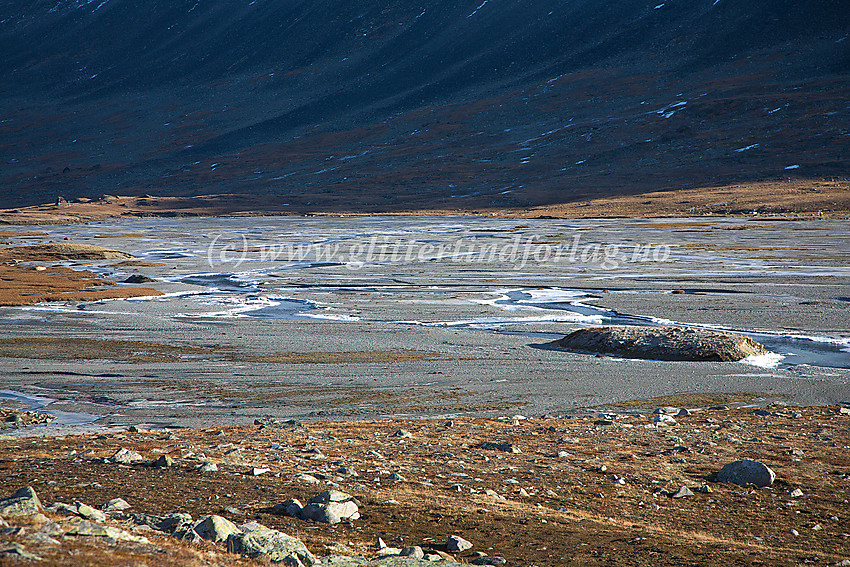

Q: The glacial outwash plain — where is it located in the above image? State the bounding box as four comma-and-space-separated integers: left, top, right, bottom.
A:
0, 0, 849, 566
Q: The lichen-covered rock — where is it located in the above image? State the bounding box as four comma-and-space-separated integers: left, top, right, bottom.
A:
74, 501, 107, 522
109, 448, 144, 464
548, 325, 769, 362
193, 514, 240, 542
0, 486, 43, 517
102, 497, 131, 512
66, 519, 149, 543
227, 521, 315, 565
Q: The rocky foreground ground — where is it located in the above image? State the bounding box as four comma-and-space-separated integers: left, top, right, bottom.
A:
1, 404, 849, 567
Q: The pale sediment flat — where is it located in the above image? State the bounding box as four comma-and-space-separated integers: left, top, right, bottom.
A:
0, 216, 848, 434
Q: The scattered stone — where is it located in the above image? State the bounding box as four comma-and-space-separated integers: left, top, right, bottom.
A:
302, 490, 360, 524
834, 560, 850, 567
66, 519, 149, 543
0, 487, 44, 518
672, 486, 694, 498
654, 407, 681, 415
446, 534, 473, 552
28, 532, 60, 546
102, 498, 131, 512
197, 461, 218, 472
677, 408, 692, 417
752, 409, 772, 417
484, 489, 505, 501
548, 325, 769, 361
391, 429, 412, 438
271, 498, 304, 518
480, 442, 520, 454
39, 522, 63, 537
788, 529, 799, 536
471, 557, 508, 566
248, 467, 270, 476
376, 545, 403, 557
695, 485, 713, 494
74, 501, 107, 522
813, 523, 823, 531
400, 546, 425, 559
0, 543, 42, 561
109, 448, 144, 464
226, 521, 315, 565
324, 542, 356, 555
254, 417, 303, 429
152, 454, 174, 468
651, 414, 677, 425
790, 488, 804, 498
193, 514, 240, 542
716, 459, 775, 487
297, 474, 321, 485
124, 274, 156, 283
126, 512, 192, 534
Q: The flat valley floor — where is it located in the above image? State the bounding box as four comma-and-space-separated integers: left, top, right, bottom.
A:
0, 215, 847, 432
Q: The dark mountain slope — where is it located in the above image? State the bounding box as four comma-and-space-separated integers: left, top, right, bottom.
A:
0, 0, 847, 211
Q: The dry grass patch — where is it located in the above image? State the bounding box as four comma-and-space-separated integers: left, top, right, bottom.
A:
0, 265, 163, 306
0, 243, 133, 261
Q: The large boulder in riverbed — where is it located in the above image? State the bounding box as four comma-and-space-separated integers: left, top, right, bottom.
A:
548, 326, 768, 362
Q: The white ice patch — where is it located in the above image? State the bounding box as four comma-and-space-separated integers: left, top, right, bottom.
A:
739, 352, 785, 368
656, 101, 687, 119
398, 312, 605, 329
467, 0, 488, 18
784, 164, 800, 170
300, 312, 361, 321
735, 143, 759, 152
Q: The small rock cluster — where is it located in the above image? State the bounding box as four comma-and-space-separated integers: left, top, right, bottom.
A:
0, 408, 54, 429
0, 485, 471, 566
272, 489, 361, 525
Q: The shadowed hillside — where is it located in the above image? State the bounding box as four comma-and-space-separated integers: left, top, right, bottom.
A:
1, 0, 847, 212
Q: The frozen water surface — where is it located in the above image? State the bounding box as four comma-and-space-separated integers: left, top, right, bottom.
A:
1, 216, 848, 429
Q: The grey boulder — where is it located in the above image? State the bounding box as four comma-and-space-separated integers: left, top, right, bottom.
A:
716, 459, 775, 487
446, 534, 473, 552
0, 487, 44, 518
302, 491, 360, 524
193, 514, 241, 542
227, 521, 315, 565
